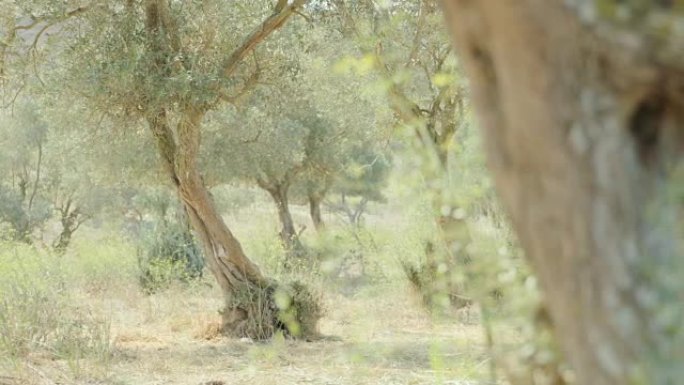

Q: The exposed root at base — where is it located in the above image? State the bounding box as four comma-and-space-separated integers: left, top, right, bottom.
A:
220, 280, 322, 340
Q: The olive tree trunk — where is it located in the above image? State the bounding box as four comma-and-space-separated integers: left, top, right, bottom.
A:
148, 109, 273, 335
270, 185, 298, 248
257, 177, 306, 258
308, 191, 325, 232
52, 198, 86, 255
442, 1, 684, 384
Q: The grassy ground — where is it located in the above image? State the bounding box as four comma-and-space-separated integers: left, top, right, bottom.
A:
0, 202, 497, 385
0, 275, 490, 385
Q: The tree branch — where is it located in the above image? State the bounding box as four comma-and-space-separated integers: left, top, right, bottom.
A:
221, 0, 309, 79
26, 6, 91, 53
405, 0, 428, 67
220, 58, 261, 104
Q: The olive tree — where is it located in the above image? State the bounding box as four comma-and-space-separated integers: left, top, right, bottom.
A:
2, 0, 321, 339
204, 20, 387, 247
328, 0, 486, 318
324, 145, 390, 228
205, 93, 312, 255
0, 98, 135, 252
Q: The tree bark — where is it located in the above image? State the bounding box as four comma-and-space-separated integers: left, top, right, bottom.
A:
442, 1, 684, 384
148, 105, 321, 337
148, 108, 268, 325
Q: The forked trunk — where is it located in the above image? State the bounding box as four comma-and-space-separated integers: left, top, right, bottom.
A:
53, 224, 75, 255
53, 201, 85, 255
443, 1, 684, 383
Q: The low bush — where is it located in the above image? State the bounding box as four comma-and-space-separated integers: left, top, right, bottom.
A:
137, 221, 204, 293
0, 243, 111, 364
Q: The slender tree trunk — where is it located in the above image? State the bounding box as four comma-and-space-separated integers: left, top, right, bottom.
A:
352, 196, 368, 228
272, 186, 298, 248
259, 180, 306, 256
26, 142, 42, 231
443, 1, 684, 384
308, 192, 325, 232
53, 202, 84, 255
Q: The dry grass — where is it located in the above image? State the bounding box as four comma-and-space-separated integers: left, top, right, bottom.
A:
0, 278, 491, 385
0, 202, 506, 385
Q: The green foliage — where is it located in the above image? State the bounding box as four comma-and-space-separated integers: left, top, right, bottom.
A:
309, 229, 370, 288
0, 103, 51, 241
324, 145, 391, 227
137, 221, 204, 293
130, 189, 204, 293
274, 281, 323, 338
336, 147, 391, 202
65, 235, 138, 292
0, 99, 123, 250
400, 245, 471, 316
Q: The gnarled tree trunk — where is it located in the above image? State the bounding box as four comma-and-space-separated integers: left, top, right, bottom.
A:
147, 110, 319, 338
147, 109, 269, 335
443, 1, 684, 384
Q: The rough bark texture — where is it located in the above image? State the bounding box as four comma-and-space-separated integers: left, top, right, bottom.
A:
442, 1, 684, 384
147, 109, 270, 334
148, 110, 320, 339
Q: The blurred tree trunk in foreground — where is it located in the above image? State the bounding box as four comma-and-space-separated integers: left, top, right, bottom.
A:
443, 1, 684, 384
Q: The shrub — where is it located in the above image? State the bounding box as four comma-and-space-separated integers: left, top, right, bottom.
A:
222, 280, 323, 340
0, 243, 111, 363
137, 221, 204, 293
